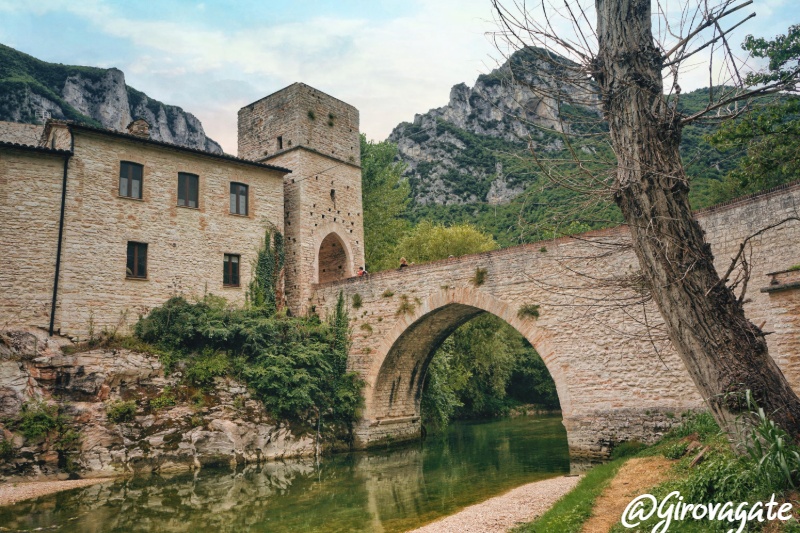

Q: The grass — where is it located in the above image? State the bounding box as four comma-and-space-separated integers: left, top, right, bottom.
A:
517, 411, 800, 533
517, 304, 541, 319
514, 459, 626, 532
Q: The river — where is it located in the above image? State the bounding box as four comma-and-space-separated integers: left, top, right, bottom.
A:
0, 414, 569, 532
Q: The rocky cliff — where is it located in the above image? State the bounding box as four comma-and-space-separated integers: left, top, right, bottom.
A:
0, 44, 222, 154
0, 329, 313, 480
389, 48, 600, 206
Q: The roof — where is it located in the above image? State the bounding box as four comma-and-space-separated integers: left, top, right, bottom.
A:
0, 140, 72, 157
240, 82, 356, 112
67, 122, 292, 174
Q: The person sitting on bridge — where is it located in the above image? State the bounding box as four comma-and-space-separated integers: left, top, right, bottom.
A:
399, 257, 409, 270
357, 266, 367, 277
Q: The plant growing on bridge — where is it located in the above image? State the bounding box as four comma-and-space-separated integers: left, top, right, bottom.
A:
396, 294, 415, 316
492, 1, 800, 447
517, 304, 540, 320
471, 267, 488, 286
351, 293, 363, 309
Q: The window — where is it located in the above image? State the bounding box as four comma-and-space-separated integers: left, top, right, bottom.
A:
177, 172, 199, 208
126, 242, 147, 279
223, 254, 240, 286
119, 161, 143, 199
277, 136, 283, 149
230, 182, 248, 215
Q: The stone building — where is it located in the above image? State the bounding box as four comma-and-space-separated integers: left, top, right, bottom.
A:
0, 83, 365, 336
238, 83, 365, 314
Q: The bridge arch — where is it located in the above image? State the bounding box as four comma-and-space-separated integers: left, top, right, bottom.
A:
314, 223, 354, 284
356, 287, 572, 448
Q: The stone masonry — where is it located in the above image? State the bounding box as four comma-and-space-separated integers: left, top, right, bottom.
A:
238, 83, 365, 315
312, 183, 800, 458
0, 122, 288, 337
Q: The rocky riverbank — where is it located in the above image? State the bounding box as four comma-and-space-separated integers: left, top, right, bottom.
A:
0, 329, 314, 481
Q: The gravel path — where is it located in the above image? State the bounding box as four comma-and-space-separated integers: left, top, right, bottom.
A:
0, 478, 111, 507
408, 475, 581, 533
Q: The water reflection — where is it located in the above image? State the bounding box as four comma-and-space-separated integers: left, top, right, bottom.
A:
0, 415, 569, 532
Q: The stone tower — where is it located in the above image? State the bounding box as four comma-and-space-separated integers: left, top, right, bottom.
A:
238, 83, 365, 314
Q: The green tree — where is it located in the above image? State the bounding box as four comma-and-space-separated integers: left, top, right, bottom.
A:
360, 135, 411, 271
394, 220, 498, 264
709, 26, 800, 202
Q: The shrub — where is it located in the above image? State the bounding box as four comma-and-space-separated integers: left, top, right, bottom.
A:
382, 290, 394, 298
185, 350, 230, 389
471, 267, 488, 286
133, 292, 364, 433
106, 400, 137, 423
517, 304, 540, 319
0, 439, 13, 461
150, 389, 177, 410
611, 440, 647, 460
17, 401, 59, 440
663, 441, 689, 459
351, 293, 363, 309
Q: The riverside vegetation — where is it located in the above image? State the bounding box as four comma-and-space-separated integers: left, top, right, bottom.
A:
132, 228, 363, 445
520, 404, 800, 532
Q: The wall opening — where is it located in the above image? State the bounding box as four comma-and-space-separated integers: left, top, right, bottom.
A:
371, 303, 561, 433
318, 232, 351, 284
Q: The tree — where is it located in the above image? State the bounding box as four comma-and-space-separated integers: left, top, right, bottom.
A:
394, 220, 498, 264
709, 25, 800, 202
360, 134, 411, 272
492, 0, 800, 446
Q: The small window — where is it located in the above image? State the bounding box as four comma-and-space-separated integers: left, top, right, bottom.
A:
119, 161, 143, 199
223, 254, 240, 286
230, 182, 248, 215
177, 172, 199, 208
126, 242, 147, 279
277, 136, 283, 150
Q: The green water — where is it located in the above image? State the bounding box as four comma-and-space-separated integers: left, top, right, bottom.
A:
0, 415, 569, 532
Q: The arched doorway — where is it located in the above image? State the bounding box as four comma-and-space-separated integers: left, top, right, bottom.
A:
317, 232, 352, 283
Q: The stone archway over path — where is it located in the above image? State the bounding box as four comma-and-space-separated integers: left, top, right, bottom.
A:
311, 183, 800, 458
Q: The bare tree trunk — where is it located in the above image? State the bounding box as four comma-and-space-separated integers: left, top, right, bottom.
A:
594, 0, 800, 445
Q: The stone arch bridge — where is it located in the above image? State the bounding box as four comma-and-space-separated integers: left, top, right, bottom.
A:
311, 184, 800, 458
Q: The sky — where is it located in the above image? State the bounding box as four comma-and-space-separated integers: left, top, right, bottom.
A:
0, 0, 797, 154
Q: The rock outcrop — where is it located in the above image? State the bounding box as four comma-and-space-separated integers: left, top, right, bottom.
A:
0, 44, 223, 153
0, 329, 314, 480
388, 47, 600, 206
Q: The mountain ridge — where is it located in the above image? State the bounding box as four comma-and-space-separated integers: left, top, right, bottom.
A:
0, 44, 222, 154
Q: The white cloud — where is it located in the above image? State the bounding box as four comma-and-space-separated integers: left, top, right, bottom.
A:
3, 0, 795, 152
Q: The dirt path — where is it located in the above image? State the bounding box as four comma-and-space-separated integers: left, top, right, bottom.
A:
581, 457, 674, 533
408, 475, 581, 533
0, 478, 112, 507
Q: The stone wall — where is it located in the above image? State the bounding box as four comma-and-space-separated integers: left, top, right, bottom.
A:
312, 182, 800, 457
238, 84, 365, 314
0, 147, 67, 330
0, 121, 44, 145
